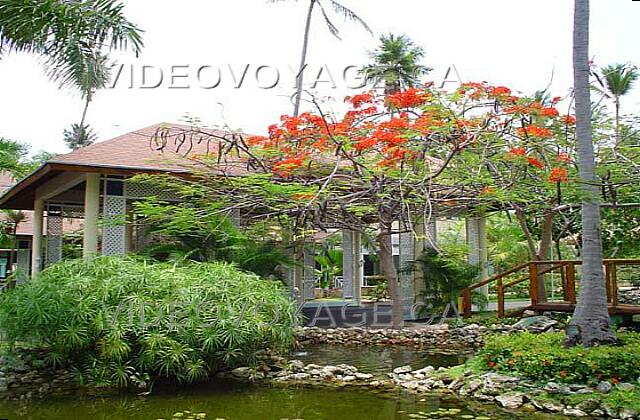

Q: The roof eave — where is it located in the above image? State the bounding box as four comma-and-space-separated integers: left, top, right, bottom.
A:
0, 162, 194, 210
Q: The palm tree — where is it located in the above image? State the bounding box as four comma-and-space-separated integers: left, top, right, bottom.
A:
595, 63, 638, 147
0, 0, 142, 88
0, 0, 142, 148
64, 123, 98, 150
2, 210, 25, 279
362, 34, 430, 95
269, 0, 372, 116
565, 0, 617, 347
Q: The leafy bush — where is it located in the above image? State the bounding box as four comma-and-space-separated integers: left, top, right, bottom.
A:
480, 332, 640, 384
133, 185, 292, 281
409, 249, 481, 311
0, 257, 298, 386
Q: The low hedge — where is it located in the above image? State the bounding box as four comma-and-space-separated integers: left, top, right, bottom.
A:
480, 332, 640, 384
0, 257, 299, 386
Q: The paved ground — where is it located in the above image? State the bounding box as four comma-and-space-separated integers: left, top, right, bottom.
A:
487, 300, 530, 311
300, 299, 533, 328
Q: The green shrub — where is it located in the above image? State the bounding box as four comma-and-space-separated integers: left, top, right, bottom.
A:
479, 332, 640, 384
0, 257, 299, 386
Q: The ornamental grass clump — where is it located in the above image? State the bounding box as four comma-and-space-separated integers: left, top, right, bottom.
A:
480, 332, 640, 384
0, 257, 299, 386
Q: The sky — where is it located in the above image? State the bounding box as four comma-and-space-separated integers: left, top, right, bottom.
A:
0, 0, 638, 155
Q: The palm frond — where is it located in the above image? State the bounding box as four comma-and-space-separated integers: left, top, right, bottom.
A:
327, 0, 372, 35
316, 0, 341, 40
0, 0, 142, 95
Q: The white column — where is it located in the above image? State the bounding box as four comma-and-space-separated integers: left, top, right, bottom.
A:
352, 231, 363, 305
414, 217, 437, 301
303, 244, 316, 300
399, 229, 415, 315
342, 230, 354, 299
31, 198, 44, 277
83, 173, 100, 257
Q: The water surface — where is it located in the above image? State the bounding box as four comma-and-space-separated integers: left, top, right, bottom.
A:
291, 344, 468, 374
0, 382, 564, 420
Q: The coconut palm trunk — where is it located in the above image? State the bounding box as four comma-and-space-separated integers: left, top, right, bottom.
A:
293, 0, 316, 117
565, 0, 616, 346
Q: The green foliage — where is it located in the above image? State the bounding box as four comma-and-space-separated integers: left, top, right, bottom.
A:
134, 195, 291, 280
0, 257, 298, 386
0, 138, 30, 178
314, 239, 342, 290
370, 280, 389, 302
486, 213, 531, 271
0, 0, 142, 96
450, 313, 520, 328
361, 33, 430, 92
479, 332, 640, 384
410, 249, 480, 312
63, 123, 97, 150
602, 207, 640, 259
62, 231, 83, 260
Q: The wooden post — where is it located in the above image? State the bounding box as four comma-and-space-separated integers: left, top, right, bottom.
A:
611, 262, 618, 307
604, 262, 612, 303
462, 289, 472, 318
497, 277, 505, 318
529, 262, 539, 306
565, 262, 576, 304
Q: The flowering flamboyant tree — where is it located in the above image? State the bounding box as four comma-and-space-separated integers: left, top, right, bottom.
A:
142, 83, 576, 329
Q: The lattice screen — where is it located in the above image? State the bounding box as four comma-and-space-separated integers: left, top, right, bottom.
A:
303, 246, 316, 300
16, 249, 30, 284
342, 230, 354, 299
102, 195, 127, 256
45, 214, 63, 266
124, 181, 180, 201
61, 206, 85, 219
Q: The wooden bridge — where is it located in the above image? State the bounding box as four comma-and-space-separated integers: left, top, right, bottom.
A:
460, 259, 640, 318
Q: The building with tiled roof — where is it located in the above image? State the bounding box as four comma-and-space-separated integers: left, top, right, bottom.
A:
0, 122, 245, 278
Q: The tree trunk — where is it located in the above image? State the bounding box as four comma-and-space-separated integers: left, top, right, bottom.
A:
80, 95, 91, 127
293, 0, 316, 117
515, 209, 552, 302
535, 211, 554, 302
565, 0, 616, 347
377, 223, 403, 329
614, 96, 620, 148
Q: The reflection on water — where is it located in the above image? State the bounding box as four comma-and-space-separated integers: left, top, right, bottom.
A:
0, 381, 563, 420
292, 344, 468, 374
0, 346, 567, 420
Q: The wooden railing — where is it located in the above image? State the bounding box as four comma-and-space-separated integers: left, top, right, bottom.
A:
460, 259, 640, 318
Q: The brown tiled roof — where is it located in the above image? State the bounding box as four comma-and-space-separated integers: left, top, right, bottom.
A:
0, 173, 16, 191
0, 123, 256, 210
50, 123, 251, 175
0, 173, 81, 235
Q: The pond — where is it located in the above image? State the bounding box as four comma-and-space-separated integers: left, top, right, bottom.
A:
0, 346, 565, 420
291, 344, 468, 374
0, 381, 565, 420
